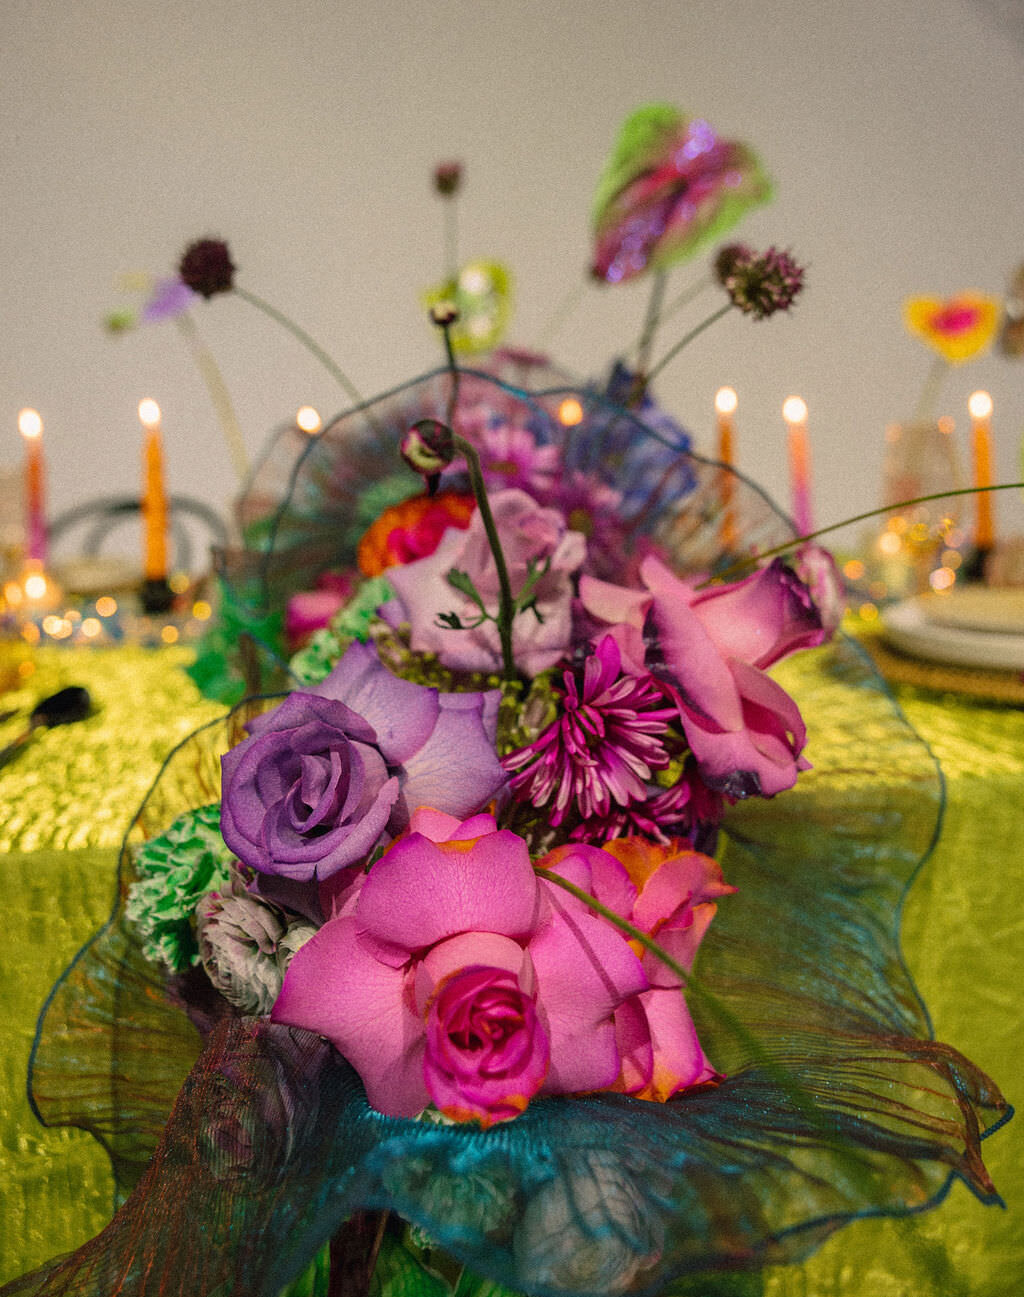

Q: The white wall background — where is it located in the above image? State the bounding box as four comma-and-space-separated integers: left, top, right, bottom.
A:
3, 0, 1023, 555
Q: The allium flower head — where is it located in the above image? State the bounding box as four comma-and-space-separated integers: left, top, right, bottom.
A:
503, 635, 677, 825
179, 238, 236, 299
717, 244, 805, 319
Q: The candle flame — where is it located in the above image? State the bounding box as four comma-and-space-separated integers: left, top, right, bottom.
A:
557, 397, 584, 427
18, 408, 43, 440
714, 387, 738, 416
138, 398, 161, 429
295, 405, 322, 433
968, 390, 993, 420
782, 396, 808, 425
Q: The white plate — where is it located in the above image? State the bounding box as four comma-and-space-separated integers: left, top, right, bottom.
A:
881, 599, 1024, 671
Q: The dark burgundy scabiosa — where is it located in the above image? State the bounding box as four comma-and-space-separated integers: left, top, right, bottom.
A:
433, 161, 463, 196
503, 635, 677, 826
716, 244, 805, 319
179, 238, 236, 299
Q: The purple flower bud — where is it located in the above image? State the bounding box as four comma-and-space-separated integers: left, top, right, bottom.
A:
179, 238, 236, 299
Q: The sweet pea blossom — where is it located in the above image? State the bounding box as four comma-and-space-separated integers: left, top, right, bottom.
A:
272, 809, 646, 1125
220, 643, 504, 882
581, 555, 828, 797
539, 838, 732, 1101
385, 488, 587, 675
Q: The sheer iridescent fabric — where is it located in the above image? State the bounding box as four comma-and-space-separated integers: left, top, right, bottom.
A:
5, 371, 1009, 1297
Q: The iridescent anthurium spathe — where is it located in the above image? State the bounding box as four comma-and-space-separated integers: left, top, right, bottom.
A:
903, 291, 1001, 363
591, 103, 773, 284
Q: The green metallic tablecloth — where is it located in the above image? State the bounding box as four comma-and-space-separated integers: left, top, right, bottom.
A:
0, 644, 1020, 1293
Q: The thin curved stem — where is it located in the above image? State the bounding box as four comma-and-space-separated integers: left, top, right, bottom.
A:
173, 314, 250, 482
704, 481, 1024, 586
644, 302, 733, 386
233, 285, 366, 410
452, 432, 517, 682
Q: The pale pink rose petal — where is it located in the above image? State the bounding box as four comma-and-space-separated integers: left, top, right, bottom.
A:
612, 997, 655, 1094
531, 886, 647, 1094
356, 830, 543, 966
636, 986, 719, 1101
272, 915, 428, 1117
413, 931, 535, 1015
685, 561, 826, 670
406, 807, 499, 842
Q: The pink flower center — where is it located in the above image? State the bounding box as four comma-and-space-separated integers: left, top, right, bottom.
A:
929, 303, 981, 335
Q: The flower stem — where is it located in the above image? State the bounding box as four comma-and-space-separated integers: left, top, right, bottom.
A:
634, 269, 668, 385
626, 274, 713, 357
644, 302, 733, 386
233, 285, 366, 410
705, 481, 1024, 586
173, 313, 250, 482
452, 432, 518, 682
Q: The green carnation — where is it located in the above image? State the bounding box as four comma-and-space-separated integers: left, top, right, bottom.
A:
126, 804, 236, 972
290, 576, 393, 686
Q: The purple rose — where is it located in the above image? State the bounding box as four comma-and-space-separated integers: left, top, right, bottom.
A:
385, 488, 586, 675
221, 642, 505, 881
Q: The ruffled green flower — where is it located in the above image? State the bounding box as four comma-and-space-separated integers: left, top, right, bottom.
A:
126, 804, 236, 972
290, 576, 393, 686
196, 869, 317, 1014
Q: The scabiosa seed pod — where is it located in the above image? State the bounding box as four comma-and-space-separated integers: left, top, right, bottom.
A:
719, 245, 805, 319
179, 238, 236, 299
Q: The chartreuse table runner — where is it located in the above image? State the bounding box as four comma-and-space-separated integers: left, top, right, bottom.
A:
0, 644, 1019, 1294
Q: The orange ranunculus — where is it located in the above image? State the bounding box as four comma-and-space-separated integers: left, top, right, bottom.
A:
356, 491, 475, 576
903, 292, 1001, 363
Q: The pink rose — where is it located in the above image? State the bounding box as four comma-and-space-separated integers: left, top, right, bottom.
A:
539, 838, 734, 1101
384, 489, 586, 675
272, 809, 645, 1125
580, 555, 827, 797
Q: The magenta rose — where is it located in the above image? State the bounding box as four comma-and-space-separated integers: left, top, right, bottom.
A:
540, 838, 734, 1101
220, 643, 505, 882
581, 555, 828, 797
384, 488, 587, 675
272, 808, 646, 1125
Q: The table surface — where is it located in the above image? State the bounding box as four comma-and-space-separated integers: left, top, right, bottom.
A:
0, 641, 1021, 1295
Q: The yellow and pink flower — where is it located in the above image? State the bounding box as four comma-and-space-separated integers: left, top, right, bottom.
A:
903, 292, 1001, 363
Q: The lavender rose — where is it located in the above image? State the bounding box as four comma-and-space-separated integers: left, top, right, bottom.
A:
221, 642, 505, 882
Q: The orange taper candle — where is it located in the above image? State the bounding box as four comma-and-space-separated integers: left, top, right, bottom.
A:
18, 408, 47, 564
138, 398, 169, 580
715, 387, 738, 549
968, 390, 995, 549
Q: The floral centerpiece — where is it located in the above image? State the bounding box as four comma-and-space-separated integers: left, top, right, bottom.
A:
10, 105, 1009, 1297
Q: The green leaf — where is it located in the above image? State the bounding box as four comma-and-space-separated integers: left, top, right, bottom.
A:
276, 1241, 331, 1297
370, 1235, 453, 1297
445, 567, 490, 615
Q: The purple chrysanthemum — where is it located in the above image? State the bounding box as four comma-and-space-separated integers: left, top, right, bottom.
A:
570, 758, 726, 849
715, 243, 804, 319
503, 636, 677, 825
